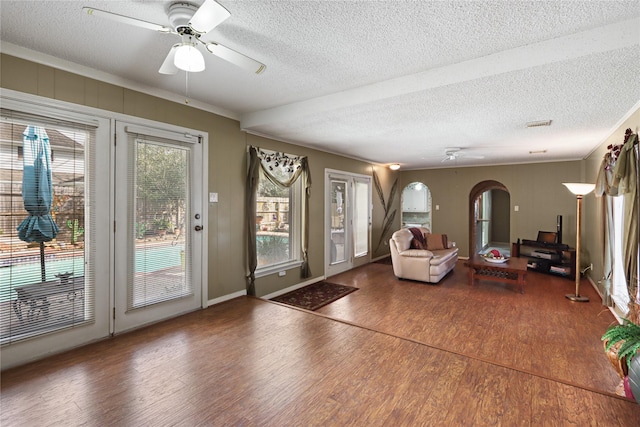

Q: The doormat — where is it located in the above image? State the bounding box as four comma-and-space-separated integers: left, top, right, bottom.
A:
374, 256, 392, 265
270, 281, 358, 311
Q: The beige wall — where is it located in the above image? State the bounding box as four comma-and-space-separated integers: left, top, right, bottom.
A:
0, 54, 393, 299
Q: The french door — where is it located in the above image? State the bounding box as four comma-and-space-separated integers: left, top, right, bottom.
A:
325, 170, 371, 277
0, 96, 111, 369
113, 123, 205, 333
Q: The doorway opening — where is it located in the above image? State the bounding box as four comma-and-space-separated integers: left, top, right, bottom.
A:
469, 180, 510, 256
401, 182, 431, 230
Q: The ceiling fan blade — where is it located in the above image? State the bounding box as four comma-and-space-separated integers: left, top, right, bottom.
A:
159, 45, 180, 75
83, 7, 173, 33
189, 0, 231, 34
205, 42, 266, 74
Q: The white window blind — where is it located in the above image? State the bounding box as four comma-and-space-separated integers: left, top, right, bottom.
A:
125, 132, 192, 310
0, 109, 96, 344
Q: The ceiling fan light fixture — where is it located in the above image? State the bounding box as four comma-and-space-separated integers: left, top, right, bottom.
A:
85, 1, 265, 77
174, 42, 205, 72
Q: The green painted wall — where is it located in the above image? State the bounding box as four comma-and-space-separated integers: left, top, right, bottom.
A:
491, 189, 510, 244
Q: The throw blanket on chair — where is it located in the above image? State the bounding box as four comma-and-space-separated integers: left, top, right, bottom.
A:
408, 227, 427, 250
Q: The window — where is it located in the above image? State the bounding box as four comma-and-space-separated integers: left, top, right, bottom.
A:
612, 196, 629, 314
256, 168, 299, 268
254, 150, 302, 274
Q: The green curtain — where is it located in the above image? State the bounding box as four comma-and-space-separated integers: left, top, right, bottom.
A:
245, 147, 312, 295
612, 131, 639, 314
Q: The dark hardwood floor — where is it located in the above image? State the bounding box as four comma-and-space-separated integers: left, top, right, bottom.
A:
2, 260, 639, 425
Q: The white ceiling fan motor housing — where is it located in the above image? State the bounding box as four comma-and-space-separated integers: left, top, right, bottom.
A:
168, 2, 198, 32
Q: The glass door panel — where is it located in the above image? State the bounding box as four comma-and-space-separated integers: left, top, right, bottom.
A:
129, 140, 191, 308
330, 179, 348, 266
0, 119, 94, 343
354, 179, 369, 258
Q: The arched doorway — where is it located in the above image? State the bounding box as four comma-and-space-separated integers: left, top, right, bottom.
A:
469, 180, 510, 256
401, 182, 432, 230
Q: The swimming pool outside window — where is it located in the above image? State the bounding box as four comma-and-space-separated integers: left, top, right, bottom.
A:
246, 146, 311, 291
0, 110, 96, 344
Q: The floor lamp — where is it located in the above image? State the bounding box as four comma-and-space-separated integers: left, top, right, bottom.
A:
563, 183, 595, 302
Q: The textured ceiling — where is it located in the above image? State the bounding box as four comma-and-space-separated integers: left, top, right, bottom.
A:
1, 0, 639, 169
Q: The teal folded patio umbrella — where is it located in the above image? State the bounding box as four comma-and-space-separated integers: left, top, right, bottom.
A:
16, 125, 59, 282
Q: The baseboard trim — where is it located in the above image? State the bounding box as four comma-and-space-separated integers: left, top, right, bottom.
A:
207, 289, 247, 307
261, 276, 325, 300
586, 275, 623, 323
371, 254, 390, 262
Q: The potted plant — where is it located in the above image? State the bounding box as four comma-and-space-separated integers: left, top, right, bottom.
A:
602, 318, 640, 402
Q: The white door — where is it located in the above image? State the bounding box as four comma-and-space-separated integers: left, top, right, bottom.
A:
0, 100, 111, 369
325, 170, 371, 277
113, 122, 205, 333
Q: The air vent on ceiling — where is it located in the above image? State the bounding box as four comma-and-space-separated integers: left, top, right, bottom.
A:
526, 120, 552, 128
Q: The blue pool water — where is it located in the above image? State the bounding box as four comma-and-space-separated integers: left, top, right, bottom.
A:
0, 255, 85, 304
135, 244, 184, 273
0, 244, 184, 303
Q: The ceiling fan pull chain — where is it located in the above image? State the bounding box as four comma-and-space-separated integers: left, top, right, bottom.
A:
185, 72, 190, 104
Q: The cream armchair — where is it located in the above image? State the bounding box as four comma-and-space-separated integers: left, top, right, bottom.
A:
389, 227, 459, 284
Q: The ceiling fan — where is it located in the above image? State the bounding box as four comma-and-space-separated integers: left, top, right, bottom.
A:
441, 148, 485, 162
83, 0, 266, 75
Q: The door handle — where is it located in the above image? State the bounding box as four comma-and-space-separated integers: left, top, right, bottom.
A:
194, 225, 203, 231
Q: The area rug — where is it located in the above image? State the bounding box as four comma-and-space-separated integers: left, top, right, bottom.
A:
271, 281, 358, 311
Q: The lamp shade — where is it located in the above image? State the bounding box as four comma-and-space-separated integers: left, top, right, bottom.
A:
563, 182, 595, 196
174, 44, 205, 72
